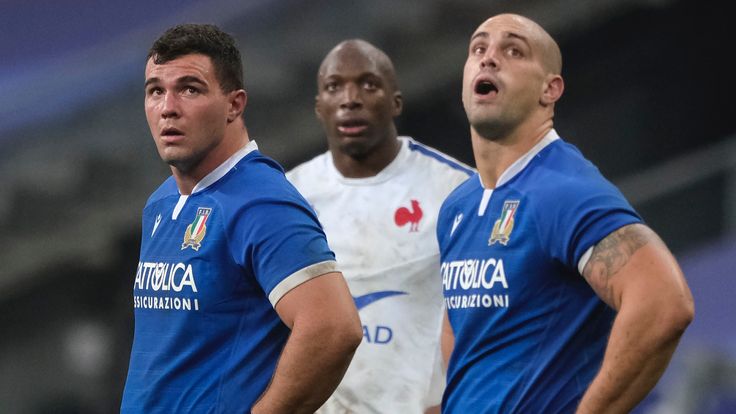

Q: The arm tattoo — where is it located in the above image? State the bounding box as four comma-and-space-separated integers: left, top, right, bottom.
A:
582, 224, 652, 306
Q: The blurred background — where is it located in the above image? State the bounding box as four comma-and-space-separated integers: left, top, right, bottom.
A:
1, 0, 733, 412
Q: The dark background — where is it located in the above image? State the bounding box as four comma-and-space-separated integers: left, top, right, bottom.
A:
1, 0, 733, 412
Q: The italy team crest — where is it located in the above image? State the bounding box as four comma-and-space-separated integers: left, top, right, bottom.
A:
489, 200, 519, 246
182, 207, 212, 251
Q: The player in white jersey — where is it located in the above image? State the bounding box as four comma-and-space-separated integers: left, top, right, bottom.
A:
121, 24, 362, 414
287, 39, 473, 413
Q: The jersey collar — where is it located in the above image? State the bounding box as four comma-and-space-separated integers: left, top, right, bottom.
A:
478, 129, 560, 189
329, 136, 411, 186
171, 140, 258, 220
189, 140, 259, 195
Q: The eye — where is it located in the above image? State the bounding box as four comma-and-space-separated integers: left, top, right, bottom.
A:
471, 44, 486, 56
363, 80, 378, 91
325, 82, 339, 92
506, 47, 523, 58
183, 86, 200, 95
147, 86, 163, 96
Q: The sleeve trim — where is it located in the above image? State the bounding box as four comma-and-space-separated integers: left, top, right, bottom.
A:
268, 260, 339, 307
577, 246, 594, 276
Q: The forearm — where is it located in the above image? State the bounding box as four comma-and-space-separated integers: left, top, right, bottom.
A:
576, 303, 689, 413
578, 224, 694, 413
252, 323, 359, 413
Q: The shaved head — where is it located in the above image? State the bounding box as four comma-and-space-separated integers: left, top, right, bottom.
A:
478, 13, 562, 74
314, 39, 403, 174
462, 13, 565, 141
318, 39, 399, 90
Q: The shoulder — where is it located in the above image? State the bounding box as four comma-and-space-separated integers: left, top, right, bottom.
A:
521, 139, 641, 261
524, 139, 623, 203
215, 151, 311, 214
234, 151, 291, 190
145, 176, 178, 206
402, 137, 475, 179
285, 151, 330, 187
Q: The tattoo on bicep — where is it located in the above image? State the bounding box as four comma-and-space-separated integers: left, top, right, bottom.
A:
582, 224, 652, 305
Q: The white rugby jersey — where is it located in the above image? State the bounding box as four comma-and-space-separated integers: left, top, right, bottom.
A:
287, 136, 473, 413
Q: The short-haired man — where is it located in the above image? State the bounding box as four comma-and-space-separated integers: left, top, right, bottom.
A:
120, 24, 362, 414
438, 14, 694, 413
288, 39, 473, 413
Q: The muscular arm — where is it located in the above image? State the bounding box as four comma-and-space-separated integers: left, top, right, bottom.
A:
576, 224, 694, 414
252, 272, 363, 414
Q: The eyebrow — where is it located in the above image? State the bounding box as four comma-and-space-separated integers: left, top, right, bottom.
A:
322, 71, 382, 82
144, 77, 160, 88
505, 31, 530, 46
469, 30, 530, 46
144, 75, 207, 88
470, 31, 489, 42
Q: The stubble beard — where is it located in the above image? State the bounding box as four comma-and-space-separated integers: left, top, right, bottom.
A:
467, 109, 512, 142
339, 139, 372, 160
160, 144, 207, 175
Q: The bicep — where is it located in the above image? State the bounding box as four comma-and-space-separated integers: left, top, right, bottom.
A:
274, 271, 358, 329
581, 223, 688, 311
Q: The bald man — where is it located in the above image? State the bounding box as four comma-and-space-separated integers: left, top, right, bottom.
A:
437, 14, 694, 413
287, 39, 473, 413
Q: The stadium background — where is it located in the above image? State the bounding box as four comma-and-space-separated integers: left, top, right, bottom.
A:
0, 0, 733, 412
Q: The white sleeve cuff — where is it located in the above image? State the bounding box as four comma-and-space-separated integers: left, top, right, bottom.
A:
268, 260, 339, 306
577, 246, 594, 276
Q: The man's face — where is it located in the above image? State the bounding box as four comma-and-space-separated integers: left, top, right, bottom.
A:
462, 15, 548, 138
315, 47, 401, 159
144, 53, 232, 173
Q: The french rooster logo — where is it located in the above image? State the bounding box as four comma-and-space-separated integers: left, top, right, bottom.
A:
394, 199, 423, 232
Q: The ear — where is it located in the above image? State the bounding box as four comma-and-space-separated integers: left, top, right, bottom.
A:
227, 89, 247, 122
540, 74, 564, 106
392, 90, 403, 117
314, 94, 324, 121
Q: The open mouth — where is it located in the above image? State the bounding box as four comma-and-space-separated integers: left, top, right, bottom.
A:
474, 79, 498, 95
161, 127, 184, 137
160, 127, 185, 143
337, 119, 368, 136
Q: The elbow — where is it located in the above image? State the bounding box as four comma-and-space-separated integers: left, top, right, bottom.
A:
342, 316, 364, 352
674, 295, 695, 333
321, 313, 363, 355
672, 286, 695, 333
657, 294, 695, 342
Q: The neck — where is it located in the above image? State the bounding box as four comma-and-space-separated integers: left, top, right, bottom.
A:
173, 123, 250, 195
472, 119, 553, 188
331, 134, 401, 179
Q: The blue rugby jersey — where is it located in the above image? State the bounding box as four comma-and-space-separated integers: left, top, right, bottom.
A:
121, 141, 337, 413
437, 130, 641, 413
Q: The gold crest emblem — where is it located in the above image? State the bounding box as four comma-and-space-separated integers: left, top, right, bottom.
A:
489, 200, 519, 246
182, 207, 212, 251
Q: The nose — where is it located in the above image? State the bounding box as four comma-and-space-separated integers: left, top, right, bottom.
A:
339, 83, 362, 110
161, 92, 180, 119
480, 48, 499, 70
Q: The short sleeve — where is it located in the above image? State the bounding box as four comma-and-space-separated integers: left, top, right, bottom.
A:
538, 174, 642, 272
230, 196, 337, 307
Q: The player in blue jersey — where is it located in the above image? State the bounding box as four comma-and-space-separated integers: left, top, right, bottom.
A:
120, 24, 362, 414
437, 13, 694, 413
